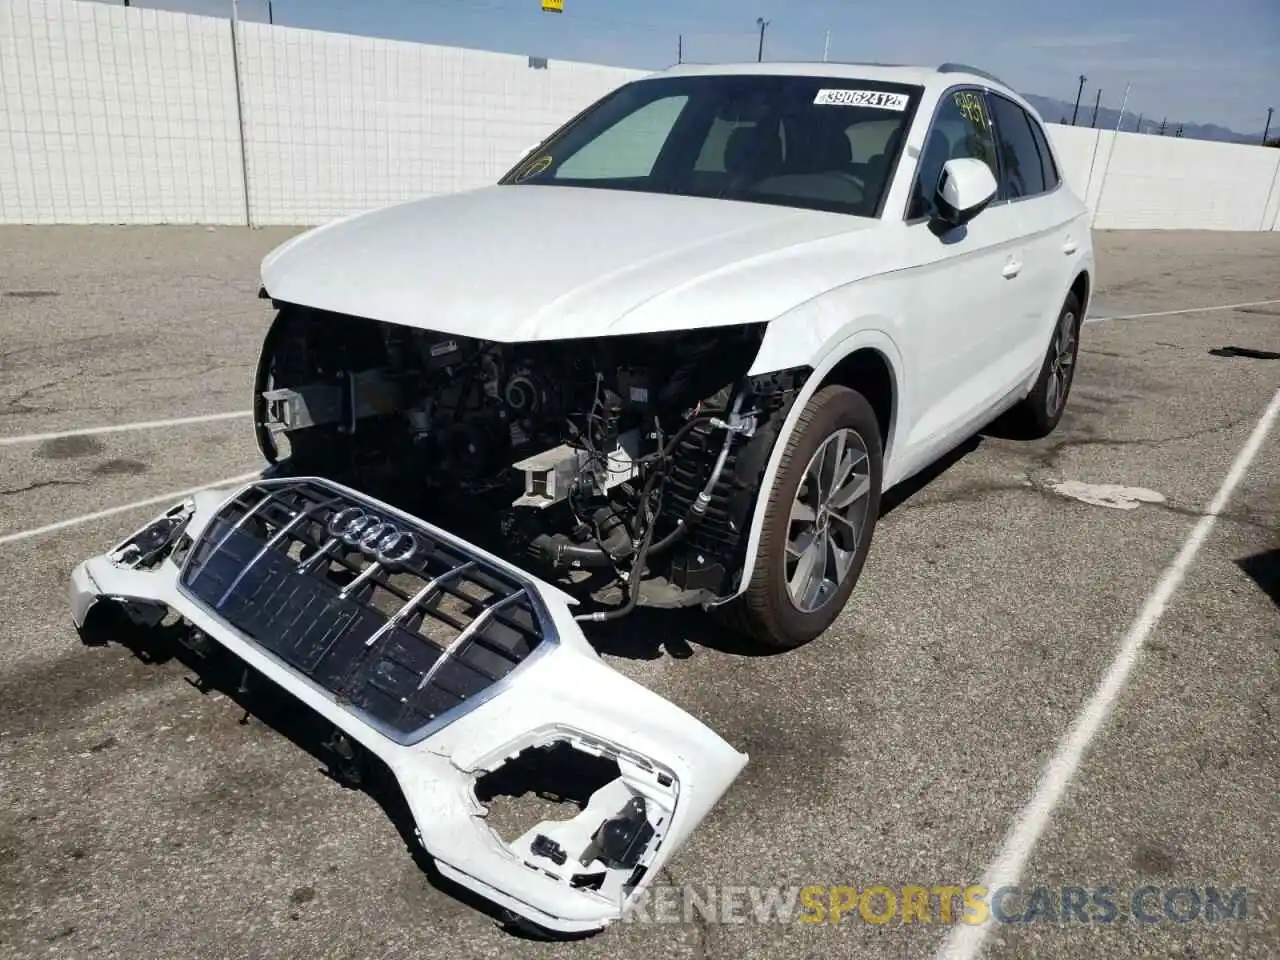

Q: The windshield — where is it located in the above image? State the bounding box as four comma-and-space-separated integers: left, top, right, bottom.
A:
499, 74, 922, 218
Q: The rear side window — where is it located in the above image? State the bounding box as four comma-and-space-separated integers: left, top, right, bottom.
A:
989, 95, 1048, 200
1027, 114, 1060, 190
908, 88, 998, 220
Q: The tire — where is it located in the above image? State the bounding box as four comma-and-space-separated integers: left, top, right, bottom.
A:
1005, 291, 1082, 439
717, 384, 883, 650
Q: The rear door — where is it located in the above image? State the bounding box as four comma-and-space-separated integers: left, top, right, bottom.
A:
986, 93, 1083, 374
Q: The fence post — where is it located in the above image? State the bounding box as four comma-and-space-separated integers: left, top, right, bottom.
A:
228, 14, 252, 227
1260, 149, 1280, 231
1089, 84, 1130, 228
1081, 128, 1104, 220
1090, 133, 1123, 228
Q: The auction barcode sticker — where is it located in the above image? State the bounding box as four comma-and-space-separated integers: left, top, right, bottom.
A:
813, 89, 909, 110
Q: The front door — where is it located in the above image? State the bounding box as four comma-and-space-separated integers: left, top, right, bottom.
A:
897, 86, 1024, 463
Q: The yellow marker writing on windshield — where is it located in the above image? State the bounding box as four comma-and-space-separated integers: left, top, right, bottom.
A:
516, 155, 553, 182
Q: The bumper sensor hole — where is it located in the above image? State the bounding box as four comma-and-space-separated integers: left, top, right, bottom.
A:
475, 742, 620, 843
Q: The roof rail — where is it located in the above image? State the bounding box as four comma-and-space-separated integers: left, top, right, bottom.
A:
820, 60, 908, 68
937, 62, 1009, 87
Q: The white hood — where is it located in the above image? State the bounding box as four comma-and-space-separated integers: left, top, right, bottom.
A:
260, 185, 878, 341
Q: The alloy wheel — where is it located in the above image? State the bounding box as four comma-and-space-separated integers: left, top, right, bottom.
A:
785, 428, 872, 614
1045, 310, 1077, 417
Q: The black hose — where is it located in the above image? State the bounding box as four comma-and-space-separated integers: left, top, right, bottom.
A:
534, 414, 719, 569
571, 400, 746, 622
646, 517, 691, 555
534, 513, 693, 568
575, 493, 660, 624
656, 414, 718, 461
572, 456, 664, 622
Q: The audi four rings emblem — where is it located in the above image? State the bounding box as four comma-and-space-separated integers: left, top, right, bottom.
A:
326, 506, 420, 566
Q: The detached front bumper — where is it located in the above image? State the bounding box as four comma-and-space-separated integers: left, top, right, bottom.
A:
70, 477, 747, 934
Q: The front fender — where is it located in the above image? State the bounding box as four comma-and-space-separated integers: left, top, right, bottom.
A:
726, 304, 907, 607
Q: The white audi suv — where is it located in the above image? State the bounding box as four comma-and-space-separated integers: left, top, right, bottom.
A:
72, 61, 1093, 934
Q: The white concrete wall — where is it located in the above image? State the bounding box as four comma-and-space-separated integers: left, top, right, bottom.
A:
1044, 123, 1280, 231
0, 0, 246, 224
3, 0, 1279, 230
1042, 125, 1101, 206
234, 21, 642, 225
1089, 130, 1280, 231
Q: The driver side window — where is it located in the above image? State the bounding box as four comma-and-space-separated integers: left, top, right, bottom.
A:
908, 89, 998, 220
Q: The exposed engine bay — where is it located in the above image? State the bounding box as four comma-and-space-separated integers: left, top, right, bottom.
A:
254, 304, 809, 614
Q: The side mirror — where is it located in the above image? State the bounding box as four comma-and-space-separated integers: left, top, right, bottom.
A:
932, 157, 997, 228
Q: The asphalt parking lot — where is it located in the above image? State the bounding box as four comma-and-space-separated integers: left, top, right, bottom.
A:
1, 226, 1277, 960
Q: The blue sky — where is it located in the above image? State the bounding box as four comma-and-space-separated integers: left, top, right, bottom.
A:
98, 0, 1277, 132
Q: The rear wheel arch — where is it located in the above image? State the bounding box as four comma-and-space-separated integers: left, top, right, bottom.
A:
1069, 269, 1091, 321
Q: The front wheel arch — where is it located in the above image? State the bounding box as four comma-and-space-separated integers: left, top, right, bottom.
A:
717, 336, 902, 609
715, 384, 884, 648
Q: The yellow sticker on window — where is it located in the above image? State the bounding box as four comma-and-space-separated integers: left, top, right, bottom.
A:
953, 91, 989, 130
515, 155, 553, 182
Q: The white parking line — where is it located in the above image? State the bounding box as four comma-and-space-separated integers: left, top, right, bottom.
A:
0, 411, 253, 447
1087, 297, 1280, 323
0, 471, 261, 548
938, 386, 1280, 960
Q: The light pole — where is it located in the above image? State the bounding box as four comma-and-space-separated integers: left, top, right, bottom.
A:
1264, 107, 1274, 144
756, 18, 769, 62
1070, 74, 1086, 125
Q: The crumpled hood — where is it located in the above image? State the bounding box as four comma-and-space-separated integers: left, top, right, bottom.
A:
260, 185, 876, 340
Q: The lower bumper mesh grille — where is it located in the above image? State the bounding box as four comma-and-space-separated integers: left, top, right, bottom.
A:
178, 478, 553, 743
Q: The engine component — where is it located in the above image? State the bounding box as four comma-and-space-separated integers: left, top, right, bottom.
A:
613, 367, 652, 410
511, 444, 585, 510
416, 334, 465, 371
503, 368, 555, 414
436, 415, 512, 483
511, 431, 642, 510
581, 430, 642, 498
660, 369, 807, 595
254, 305, 778, 614
262, 369, 399, 433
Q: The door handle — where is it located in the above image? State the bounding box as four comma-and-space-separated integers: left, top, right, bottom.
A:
1002, 260, 1022, 279
1062, 238, 1078, 255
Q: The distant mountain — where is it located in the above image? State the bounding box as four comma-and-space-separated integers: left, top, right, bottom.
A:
1020, 93, 1266, 145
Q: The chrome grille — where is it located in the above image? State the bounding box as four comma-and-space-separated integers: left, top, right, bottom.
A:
178, 478, 554, 743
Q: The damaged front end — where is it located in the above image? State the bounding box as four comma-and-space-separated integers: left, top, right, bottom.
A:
71, 477, 747, 934
251, 305, 810, 612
